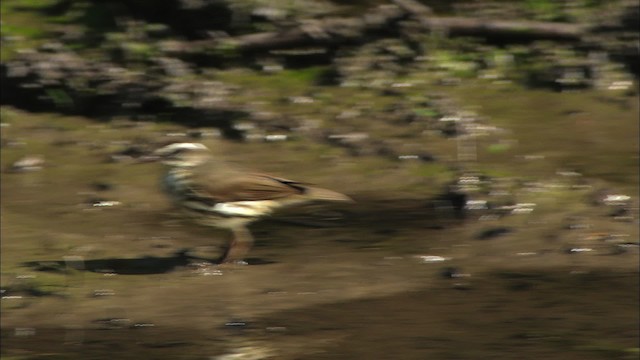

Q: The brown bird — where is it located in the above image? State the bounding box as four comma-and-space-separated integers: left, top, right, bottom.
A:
150, 142, 352, 264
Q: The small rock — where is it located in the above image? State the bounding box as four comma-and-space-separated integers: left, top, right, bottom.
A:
84, 197, 120, 208
92, 317, 131, 329
452, 282, 473, 290
516, 252, 538, 256
92, 289, 116, 297
289, 96, 314, 104
153, 57, 192, 77
603, 194, 631, 205
264, 134, 288, 142
224, 320, 248, 328
8, 155, 45, 172
92, 200, 121, 208
565, 247, 594, 254
440, 267, 470, 279
589, 188, 631, 206
415, 255, 450, 263
251, 7, 288, 22
14, 328, 36, 337
131, 322, 156, 329
465, 200, 488, 210
511, 203, 536, 214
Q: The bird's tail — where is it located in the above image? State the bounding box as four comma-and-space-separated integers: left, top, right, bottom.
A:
305, 187, 354, 202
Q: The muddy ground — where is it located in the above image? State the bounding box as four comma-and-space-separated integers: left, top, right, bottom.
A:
1, 94, 638, 359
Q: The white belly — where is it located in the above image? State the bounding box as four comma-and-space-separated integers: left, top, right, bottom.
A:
213, 200, 278, 217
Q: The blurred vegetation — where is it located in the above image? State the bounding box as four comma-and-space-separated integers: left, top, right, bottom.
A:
1, 0, 637, 185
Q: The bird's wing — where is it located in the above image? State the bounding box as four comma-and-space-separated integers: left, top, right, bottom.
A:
194, 172, 308, 202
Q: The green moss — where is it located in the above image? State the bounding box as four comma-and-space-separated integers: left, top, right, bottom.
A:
122, 42, 153, 57
0, 0, 74, 61
524, 0, 564, 21
2, 0, 58, 10
431, 50, 479, 78
0, 23, 45, 38
413, 108, 439, 117
211, 39, 241, 58
486, 143, 511, 153
280, 67, 326, 84
45, 89, 75, 109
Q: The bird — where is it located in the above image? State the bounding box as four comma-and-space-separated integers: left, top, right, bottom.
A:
148, 142, 353, 264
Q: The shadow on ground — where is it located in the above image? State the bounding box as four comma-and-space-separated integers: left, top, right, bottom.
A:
22, 250, 277, 275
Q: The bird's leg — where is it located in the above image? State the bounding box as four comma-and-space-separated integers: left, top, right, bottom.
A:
219, 226, 254, 264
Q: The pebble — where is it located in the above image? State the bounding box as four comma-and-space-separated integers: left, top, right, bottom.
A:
478, 214, 501, 221
16, 274, 36, 279
262, 64, 284, 73
516, 252, 538, 256
92, 289, 115, 297
465, 200, 488, 210
440, 267, 470, 279
617, 243, 639, 249
452, 282, 473, 290
556, 170, 582, 177
92, 200, 122, 207
131, 322, 156, 329
289, 96, 314, 104
398, 154, 420, 160
14, 328, 36, 337
458, 176, 481, 185
211, 345, 274, 360
603, 194, 631, 206
513, 203, 536, 213
566, 247, 594, 253
9, 155, 45, 172
224, 320, 248, 328
233, 122, 256, 131
93, 317, 131, 329
415, 255, 450, 263
607, 81, 632, 90
264, 134, 288, 142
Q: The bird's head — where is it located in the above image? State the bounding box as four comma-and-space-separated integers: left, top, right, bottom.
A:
150, 142, 211, 167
